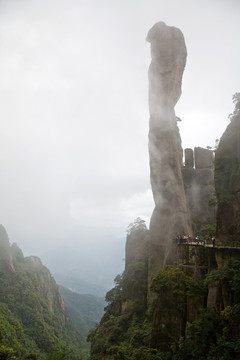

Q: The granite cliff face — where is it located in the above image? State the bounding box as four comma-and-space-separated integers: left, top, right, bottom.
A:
214, 95, 240, 244
126, 22, 217, 278
125, 229, 149, 268
147, 22, 191, 270
182, 147, 215, 230
0, 225, 16, 272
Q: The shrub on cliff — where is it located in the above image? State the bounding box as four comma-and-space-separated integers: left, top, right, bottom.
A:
127, 217, 147, 235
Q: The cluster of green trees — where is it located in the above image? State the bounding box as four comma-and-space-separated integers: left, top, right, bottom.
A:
0, 336, 82, 360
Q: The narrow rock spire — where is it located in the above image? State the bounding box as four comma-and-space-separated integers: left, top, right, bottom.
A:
147, 22, 192, 273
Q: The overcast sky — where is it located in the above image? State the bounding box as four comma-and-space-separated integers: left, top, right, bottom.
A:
0, 0, 239, 254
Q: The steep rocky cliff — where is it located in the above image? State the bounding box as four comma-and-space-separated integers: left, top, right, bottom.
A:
182, 146, 215, 231
147, 21, 192, 272
214, 93, 240, 245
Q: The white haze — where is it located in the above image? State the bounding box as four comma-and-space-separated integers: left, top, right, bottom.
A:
0, 0, 239, 262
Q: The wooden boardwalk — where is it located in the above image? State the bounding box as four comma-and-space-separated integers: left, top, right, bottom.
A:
176, 241, 240, 271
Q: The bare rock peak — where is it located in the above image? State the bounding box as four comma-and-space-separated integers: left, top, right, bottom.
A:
184, 148, 194, 168
147, 22, 191, 272
147, 21, 187, 128
194, 147, 214, 169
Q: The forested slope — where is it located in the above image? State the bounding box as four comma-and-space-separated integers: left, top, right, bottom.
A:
0, 225, 86, 359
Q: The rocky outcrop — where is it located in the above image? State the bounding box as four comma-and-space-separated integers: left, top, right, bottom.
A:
182, 147, 215, 229
147, 22, 191, 272
25, 255, 43, 267
11, 242, 25, 262
125, 229, 149, 268
214, 102, 240, 245
0, 224, 15, 272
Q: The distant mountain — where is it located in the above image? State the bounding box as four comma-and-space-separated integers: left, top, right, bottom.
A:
59, 285, 105, 336
41, 234, 125, 291
54, 273, 107, 297
0, 225, 85, 359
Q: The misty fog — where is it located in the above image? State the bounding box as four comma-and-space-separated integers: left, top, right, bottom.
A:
0, 0, 239, 288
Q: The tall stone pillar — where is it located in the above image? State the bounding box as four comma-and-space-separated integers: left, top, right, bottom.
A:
146, 22, 192, 275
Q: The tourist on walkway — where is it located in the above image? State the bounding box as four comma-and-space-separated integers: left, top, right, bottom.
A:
212, 237, 216, 247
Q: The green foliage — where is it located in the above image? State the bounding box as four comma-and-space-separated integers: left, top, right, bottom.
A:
24, 355, 38, 360
106, 345, 127, 360
45, 347, 83, 360
228, 92, 240, 121
0, 301, 38, 355
199, 223, 216, 240
206, 259, 240, 294
173, 310, 219, 360
150, 266, 206, 310
89, 264, 207, 358
126, 217, 147, 235
171, 306, 240, 360
170, 259, 240, 359
88, 260, 149, 359
89, 255, 240, 360
150, 266, 187, 312
191, 217, 216, 241
131, 346, 163, 360
0, 343, 18, 360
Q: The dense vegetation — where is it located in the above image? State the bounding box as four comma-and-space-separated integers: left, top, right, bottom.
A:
0, 225, 86, 360
88, 224, 240, 359
89, 261, 240, 360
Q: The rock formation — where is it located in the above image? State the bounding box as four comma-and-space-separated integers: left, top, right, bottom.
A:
125, 229, 149, 269
214, 96, 240, 245
89, 24, 240, 360
146, 22, 192, 271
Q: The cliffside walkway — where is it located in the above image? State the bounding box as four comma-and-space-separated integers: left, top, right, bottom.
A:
176, 240, 240, 272
177, 240, 240, 250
